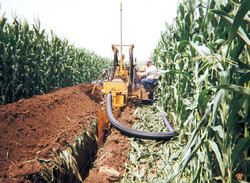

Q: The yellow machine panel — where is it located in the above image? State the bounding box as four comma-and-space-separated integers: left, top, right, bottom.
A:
102, 82, 128, 108
103, 82, 128, 94
112, 94, 125, 107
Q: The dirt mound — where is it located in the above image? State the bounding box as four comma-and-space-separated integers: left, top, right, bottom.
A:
0, 83, 139, 183
0, 83, 102, 182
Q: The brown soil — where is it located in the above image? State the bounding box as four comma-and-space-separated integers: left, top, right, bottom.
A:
84, 103, 139, 183
0, 83, 138, 183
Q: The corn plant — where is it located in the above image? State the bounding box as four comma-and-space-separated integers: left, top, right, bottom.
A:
0, 16, 111, 105
124, 0, 249, 182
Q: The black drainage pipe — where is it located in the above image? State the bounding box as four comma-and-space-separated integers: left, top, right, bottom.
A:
106, 93, 177, 140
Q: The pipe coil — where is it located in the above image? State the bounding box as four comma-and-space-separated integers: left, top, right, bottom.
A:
106, 93, 177, 140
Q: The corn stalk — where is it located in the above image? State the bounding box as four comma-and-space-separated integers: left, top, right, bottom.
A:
0, 17, 111, 105
124, 0, 250, 182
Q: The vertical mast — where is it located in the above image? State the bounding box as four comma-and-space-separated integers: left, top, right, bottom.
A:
120, 2, 123, 71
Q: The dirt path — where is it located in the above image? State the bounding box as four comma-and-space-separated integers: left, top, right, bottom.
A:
0, 83, 138, 182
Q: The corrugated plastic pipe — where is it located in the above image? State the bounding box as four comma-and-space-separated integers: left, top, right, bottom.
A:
106, 93, 177, 140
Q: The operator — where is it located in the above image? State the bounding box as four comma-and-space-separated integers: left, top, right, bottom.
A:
140, 60, 159, 93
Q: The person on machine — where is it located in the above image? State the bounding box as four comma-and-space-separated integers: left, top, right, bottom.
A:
140, 60, 159, 98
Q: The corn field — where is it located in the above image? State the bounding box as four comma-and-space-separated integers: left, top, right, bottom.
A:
122, 0, 250, 182
1, 0, 249, 182
0, 17, 111, 105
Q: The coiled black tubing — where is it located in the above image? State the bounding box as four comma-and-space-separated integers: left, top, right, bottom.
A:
106, 93, 177, 140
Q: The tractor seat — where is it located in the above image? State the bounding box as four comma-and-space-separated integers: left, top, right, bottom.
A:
147, 75, 162, 100
153, 75, 161, 88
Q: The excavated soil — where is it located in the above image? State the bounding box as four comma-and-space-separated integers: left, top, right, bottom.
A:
0, 83, 138, 182
84, 103, 139, 183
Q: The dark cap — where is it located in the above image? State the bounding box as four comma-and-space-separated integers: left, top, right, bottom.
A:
146, 60, 152, 65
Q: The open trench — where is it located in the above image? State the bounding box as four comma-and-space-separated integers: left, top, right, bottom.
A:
0, 83, 176, 182
29, 97, 176, 182
23, 103, 137, 183
34, 121, 100, 182
0, 83, 111, 183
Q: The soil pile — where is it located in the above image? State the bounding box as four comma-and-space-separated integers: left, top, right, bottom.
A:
0, 83, 139, 183
0, 83, 102, 182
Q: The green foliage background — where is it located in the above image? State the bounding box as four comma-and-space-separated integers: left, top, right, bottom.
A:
122, 0, 250, 182
1, 0, 249, 182
0, 17, 111, 105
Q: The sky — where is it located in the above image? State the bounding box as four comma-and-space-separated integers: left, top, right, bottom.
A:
0, 0, 178, 61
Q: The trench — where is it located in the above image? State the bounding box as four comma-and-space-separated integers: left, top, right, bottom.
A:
26, 94, 177, 182
26, 121, 99, 182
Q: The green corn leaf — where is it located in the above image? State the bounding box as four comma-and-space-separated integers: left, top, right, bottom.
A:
182, 104, 212, 155
208, 140, 223, 174
190, 42, 211, 56
192, 165, 201, 183
211, 9, 250, 47
228, 0, 250, 49
209, 125, 224, 139
178, 40, 189, 52
168, 130, 208, 182
214, 39, 225, 45
212, 89, 225, 125
231, 136, 250, 169
214, 84, 250, 97
225, 96, 246, 147
182, 111, 194, 129
179, 3, 185, 20
198, 89, 210, 114
238, 71, 250, 86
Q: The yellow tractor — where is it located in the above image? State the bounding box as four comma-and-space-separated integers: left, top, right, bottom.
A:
94, 3, 177, 146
